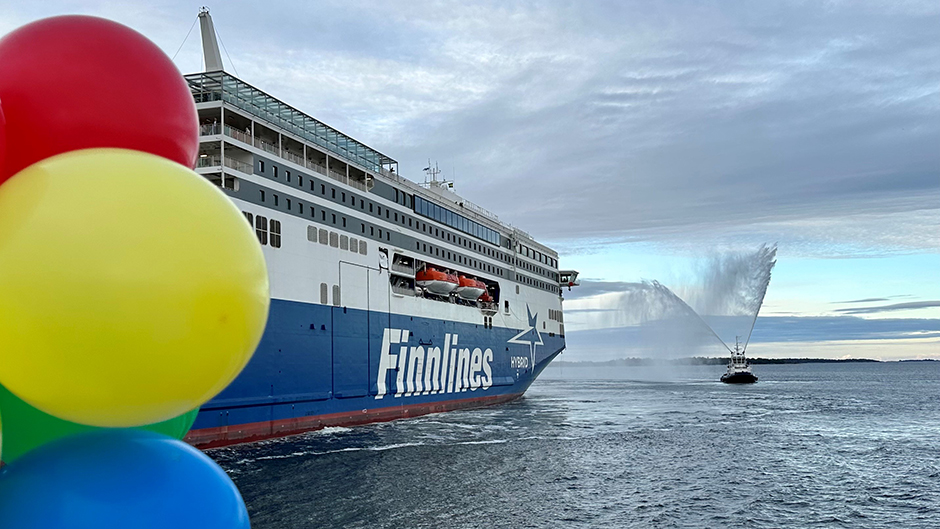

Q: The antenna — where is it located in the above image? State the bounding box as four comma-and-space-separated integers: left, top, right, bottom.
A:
198, 7, 224, 72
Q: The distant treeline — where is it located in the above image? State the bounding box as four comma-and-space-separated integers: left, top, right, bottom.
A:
551, 357, 889, 367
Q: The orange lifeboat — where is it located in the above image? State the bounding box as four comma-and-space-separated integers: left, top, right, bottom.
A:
416, 267, 459, 295
479, 289, 493, 303
455, 275, 486, 300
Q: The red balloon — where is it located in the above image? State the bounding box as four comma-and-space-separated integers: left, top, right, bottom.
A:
0, 103, 5, 172
0, 15, 198, 182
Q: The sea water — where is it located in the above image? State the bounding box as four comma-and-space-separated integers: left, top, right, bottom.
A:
211, 361, 940, 528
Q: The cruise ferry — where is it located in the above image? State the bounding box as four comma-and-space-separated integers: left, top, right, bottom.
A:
185, 9, 578, 448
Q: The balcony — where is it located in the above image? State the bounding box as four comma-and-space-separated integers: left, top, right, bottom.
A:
196, 155, 221, 168
202, 118, 371, 193
223, 124, 252, 145
195, 155, 252, 175
223, 157, 253, 174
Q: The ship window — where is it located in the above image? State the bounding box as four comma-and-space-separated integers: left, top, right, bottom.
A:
359, 240, 367, 255
286, 171, 290, 182
259, 190, 265, 202
307, 225, 317, 242
318, 228, 328, 245
370, 227, 375, 236
286, 198, 291, 210
342, 192, 346, 202
378, 229, 383, 239
243, 211, 253, 225
409, 219, 412, 227
269, 220, 281, 248
394, 213, 398, 222
299, 203, 304, 214
370, 203, 373, 213
321, 184, 325, 195
273, 166, 278, 179
416, 241, 420, 249
386, 210, 390, 219
332, 188, 336, 199
332, 214, 336, 224
386, 232, 390, 241
361, 223, 365, 233
320, 283, 328, 304
504, 300, 509, 313
340, 235, 349, 250
422, 244, 427, 252
321, 211, 326, 221
360, 201, 364, 210
342, 217, 347, 227
255, 216, 268, 245
273, 194, 279, 207
310, 180, 315, 191
378, 206, 382, 216
330, 232, 339, 248
298, 176, 303, 186
349, 237, 358, 252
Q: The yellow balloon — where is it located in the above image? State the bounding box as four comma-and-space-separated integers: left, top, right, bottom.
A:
0, 148, 269, 427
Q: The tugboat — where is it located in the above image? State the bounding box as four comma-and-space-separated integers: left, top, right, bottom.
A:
720, 337, 758, 384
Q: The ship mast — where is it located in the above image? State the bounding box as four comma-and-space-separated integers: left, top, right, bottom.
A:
198, 7, 224, 72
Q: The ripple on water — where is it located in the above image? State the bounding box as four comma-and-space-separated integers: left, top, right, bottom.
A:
213, 362, 940, 529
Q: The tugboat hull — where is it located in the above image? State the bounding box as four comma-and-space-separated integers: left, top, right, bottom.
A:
720, 372, 758, 384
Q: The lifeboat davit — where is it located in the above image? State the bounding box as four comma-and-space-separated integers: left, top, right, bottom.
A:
416, 267, 458, 295
455, 275, 486, 300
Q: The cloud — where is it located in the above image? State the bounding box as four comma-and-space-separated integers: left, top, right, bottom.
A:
834, 300, 940, 315
5, 1, 936, 257
833, 298, 890, 304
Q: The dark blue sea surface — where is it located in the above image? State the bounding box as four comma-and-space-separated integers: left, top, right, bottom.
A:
211, 361, 940, 528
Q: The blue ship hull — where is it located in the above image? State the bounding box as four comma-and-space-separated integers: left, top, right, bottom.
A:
187, 298, 565, 448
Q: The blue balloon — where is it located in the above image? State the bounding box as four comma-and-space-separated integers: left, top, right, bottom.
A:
0, 429, 249, 528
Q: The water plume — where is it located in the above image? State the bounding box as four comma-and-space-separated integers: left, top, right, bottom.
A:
568, 244, 777, 360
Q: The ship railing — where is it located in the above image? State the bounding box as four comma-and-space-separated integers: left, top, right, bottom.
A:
253, 137, 280, 157
306, 160, 328, 176
328, 169, 347, 183
283, 150, 305, 167
512, 226, 534, 241
347, 177, 368, 192
223, 125, 252, 145
199, 123, 221, 136
223, 157, 253, 174
460, 200, 499, 222
196, 155, 221, 168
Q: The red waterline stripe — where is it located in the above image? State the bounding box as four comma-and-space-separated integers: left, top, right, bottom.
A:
185, 392, 523, 450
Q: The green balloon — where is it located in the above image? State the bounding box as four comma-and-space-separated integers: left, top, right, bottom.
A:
0, 383, 198, 463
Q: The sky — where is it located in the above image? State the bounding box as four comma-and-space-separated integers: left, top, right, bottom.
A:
2, 1, 936, 360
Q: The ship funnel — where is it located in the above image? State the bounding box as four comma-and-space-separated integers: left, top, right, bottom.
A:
198, 7, 224, 72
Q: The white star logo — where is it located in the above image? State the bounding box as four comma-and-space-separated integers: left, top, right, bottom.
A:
507, 305, 542, 370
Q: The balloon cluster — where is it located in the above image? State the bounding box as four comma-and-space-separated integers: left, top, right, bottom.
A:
0, 15, 269, 528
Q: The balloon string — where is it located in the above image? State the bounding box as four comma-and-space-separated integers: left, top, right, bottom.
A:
171, 15, 198, 61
